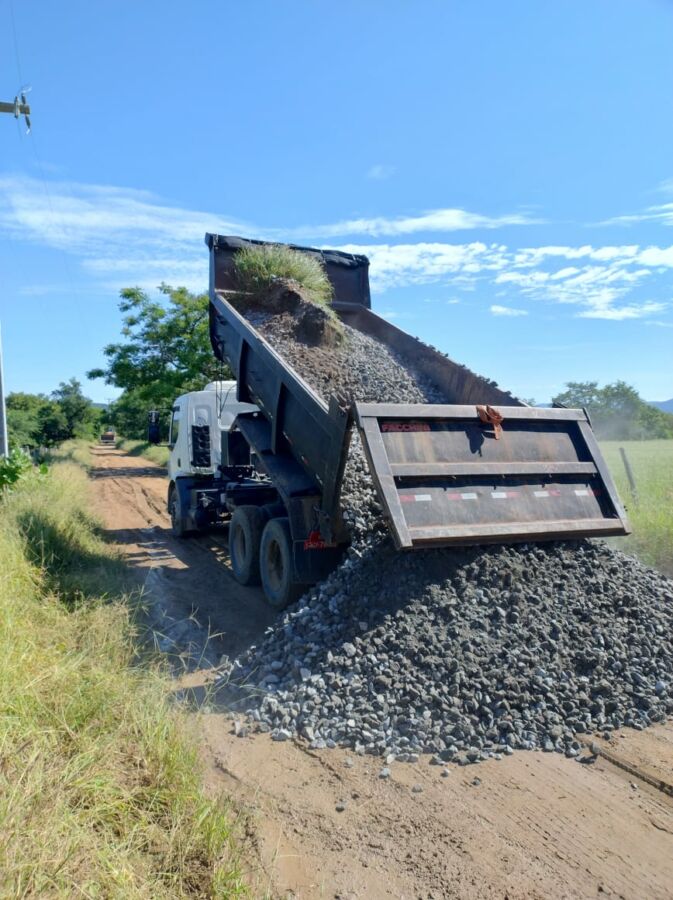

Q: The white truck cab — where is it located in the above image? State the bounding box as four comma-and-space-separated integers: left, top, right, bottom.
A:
166, 381, 258, 537
167, 381, 257, 480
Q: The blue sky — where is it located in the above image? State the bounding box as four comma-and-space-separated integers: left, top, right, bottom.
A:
1, 0, 672, 405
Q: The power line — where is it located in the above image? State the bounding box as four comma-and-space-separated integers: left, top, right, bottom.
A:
8, 0, 24, 86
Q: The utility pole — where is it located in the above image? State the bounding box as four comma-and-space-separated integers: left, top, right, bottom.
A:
0, 322, 8, 457
1, 91, 31, 456
0, 91, 30, 457
0, 93, 31, 130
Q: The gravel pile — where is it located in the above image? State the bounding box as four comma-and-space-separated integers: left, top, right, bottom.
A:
219, 296, 673, 760
227, 541, 673, 761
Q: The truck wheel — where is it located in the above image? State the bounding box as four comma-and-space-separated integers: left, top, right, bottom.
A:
229, 506, 264, 585
169, 485, 191, 538
259, 517, 304, 610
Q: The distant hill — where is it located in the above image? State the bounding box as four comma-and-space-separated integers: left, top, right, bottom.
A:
647, 399, 673, 414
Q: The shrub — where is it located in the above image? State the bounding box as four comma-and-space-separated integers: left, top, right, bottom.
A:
234, 243, 334, 308
0, 448, 34, 492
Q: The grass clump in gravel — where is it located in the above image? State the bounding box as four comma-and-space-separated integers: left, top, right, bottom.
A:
234, 243, 334, 309
0, 460, 244, 897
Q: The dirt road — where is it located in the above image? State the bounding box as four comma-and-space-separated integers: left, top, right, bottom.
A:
91, 444, 673, 899
90, 444, 276, 668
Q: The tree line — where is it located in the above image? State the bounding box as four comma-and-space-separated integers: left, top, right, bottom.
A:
551, 381, 673, 440
6, 379, 105, 449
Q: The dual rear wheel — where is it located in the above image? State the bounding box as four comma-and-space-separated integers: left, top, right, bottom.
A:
229, 506, 304, 609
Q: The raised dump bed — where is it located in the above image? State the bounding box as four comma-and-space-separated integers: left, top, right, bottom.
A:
206, 233, 630, 558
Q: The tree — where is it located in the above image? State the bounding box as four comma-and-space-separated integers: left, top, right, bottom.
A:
6, 384, 102, 448
88, 284, 230, 438
552, 380, 673, 440
36, 403, 70, 445
6, 392, 51, 448
552, 381, 603, 411
51, 378, 101, 439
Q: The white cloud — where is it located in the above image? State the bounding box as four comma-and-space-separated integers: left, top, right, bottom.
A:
636, 245, 673, 267
366, 164, 396, 180
299, 208, 541, 239
656, 178, 673, 195
601, 203, 673, 227
0, 175, 250, 252
490, 304, 528, 317
496, 270, 550, 287
496, 249, 661, 320
578, 300, 666, 321
336, 241, 510, 291
513, 245, 640, 267
0, 174, 253, 292
551, 266, 581, 279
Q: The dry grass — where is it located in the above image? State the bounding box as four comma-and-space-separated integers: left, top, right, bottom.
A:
234, 243, 334, 308
0, 460, 245, 897
116, 437, 170, 467
47, 438, 95, 470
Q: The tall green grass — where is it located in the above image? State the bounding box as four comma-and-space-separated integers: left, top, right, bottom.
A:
46, 438, 94, 470
234, 243, 334, 308
0, 461, 244, 897
601, 439, 673, 576
116, 437, 170, 467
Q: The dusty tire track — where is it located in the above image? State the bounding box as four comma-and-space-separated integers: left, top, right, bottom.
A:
89, 444, 275, 667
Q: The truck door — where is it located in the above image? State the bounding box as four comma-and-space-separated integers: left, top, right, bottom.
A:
169, 403, 184, 474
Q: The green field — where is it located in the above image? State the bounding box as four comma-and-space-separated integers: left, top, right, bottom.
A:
601, 440, 673, 577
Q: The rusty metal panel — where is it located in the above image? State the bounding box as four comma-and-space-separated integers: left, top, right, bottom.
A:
354, 403, 630, 549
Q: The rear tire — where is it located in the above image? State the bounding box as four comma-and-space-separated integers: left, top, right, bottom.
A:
169, 484, 191, 538
259, 517, 304, 610
229, 506, 265, 585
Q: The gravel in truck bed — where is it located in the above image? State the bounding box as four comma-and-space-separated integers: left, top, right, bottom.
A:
218, 297, 673, 761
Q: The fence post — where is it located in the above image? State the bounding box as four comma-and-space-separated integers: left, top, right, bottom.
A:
618, 446, 638, 504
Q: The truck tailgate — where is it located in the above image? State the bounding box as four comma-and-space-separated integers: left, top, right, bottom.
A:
354, 403, 630, 548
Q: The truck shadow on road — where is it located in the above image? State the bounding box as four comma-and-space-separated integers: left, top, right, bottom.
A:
103, 524, 278, 678
90, 466, 167, 479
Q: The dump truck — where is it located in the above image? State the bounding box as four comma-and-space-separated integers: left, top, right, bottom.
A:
158, 233, 629, 608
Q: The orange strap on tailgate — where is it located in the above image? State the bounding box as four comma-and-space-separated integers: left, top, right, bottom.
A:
476, 404, 504, 439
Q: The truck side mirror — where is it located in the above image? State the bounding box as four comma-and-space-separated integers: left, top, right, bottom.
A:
147, 411, 161, 445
